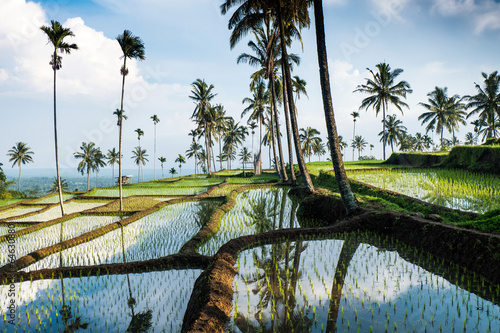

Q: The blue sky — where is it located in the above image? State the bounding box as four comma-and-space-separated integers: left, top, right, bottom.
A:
1, 0, 499, 174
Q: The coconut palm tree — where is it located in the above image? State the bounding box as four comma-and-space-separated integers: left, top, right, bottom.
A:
186, 141, 202, 175
116, 29, 145, 211
248, 121, 258, 155
312, 141, 326, 161
74, 142, 96, 191
134, 128, 145, 180
49, 177, 68, 194
239, 147, 252, 177
464, 132, 476, 146
175, 154, 186, 176
7, 142, 34, 191
224, 119, 248, 170
213, 105, 231, 171
107, 148, 119, 186
168, 167, 177, 178
352, 135, 368, 160
150, 115, 160, 180
158, 157, 166, 178
379, 114, 407, 153
418, 87, 467, 149
93, 147, 106, 188
131, 147, 148, 182
350, 111, 359, 161
299, 127, 321, 163
242, 79, 269, 174
40, 20, 78, 216
466, 71, 500, 140
337, 135, 349, 159
190, 79, 217, 175
354, 62, 412, 160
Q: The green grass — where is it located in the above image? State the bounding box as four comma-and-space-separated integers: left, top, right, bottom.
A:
306, 161, 400, 176
0, 199, 24, 207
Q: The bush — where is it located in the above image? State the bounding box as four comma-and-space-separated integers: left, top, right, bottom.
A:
440, 145, 500, 174
384, 152, 448, 167
359, 156, 376, 161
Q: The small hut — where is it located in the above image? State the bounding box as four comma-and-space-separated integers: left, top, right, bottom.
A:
117, 175, 133, 185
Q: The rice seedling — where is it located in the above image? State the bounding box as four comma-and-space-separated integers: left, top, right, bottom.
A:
9, 201, 110, 222
228, 234, 500, 332
348, 168, 500, 213
0, 206, 47, 220
24, 202, 204, 270
198, 187, 293, 256
32, 194, 75, 204
84, 186, 208, 197
0, 216, 121, 267
0, 269, 202, 331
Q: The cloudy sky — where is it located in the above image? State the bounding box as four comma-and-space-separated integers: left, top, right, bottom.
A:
1, 0, 499, 173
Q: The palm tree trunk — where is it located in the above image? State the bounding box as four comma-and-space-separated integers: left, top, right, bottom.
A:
205, 120, 211, 175
96, 170, 99, 188
352, 120, 356, 161
153, 124, 156, 180
119, 58, 127, 211
112, 165, 115, 186
269, 106, 281, 179
277, 4, 314, 193
270, 77, 288, 182
17, 162, 21, 192
53, 59, 65, 215
382, 101, 387, 159
281, 70, 296, 185
258, 116, 263, 174
314, 0, 358, 213
219, 138, 223, 171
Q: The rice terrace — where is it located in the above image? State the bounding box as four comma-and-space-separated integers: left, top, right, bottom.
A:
1, 0, 500, 332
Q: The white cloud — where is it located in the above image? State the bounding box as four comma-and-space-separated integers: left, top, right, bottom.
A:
421, 61, 462, 76
0, 69, 8, 82
431, 0, 500, 33
369, 0, 412, 19
330, 59, 363, 92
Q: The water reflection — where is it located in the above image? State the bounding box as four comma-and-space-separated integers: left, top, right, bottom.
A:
230, 234, 500, 332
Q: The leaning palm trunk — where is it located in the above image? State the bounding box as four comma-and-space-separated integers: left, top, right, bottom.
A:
382, 101, 387, 159
204, 123, 212, 175
17, 162, 21, 192
314, 0, 358, 214
269, 104, 281, 179
276, 5, 314, 193
270, 76, 288, 181
53, 61, 65, 215
281, 69, 297, 184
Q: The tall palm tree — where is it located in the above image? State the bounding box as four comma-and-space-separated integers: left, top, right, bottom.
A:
116, 29, 145, 211
242, 79, 269, 175
41, 20, 78, 216
466, 71, 500, 139
49, 177, 68, 194
74, 142, 96, 191
312, 140, 326, 161
213, 105, 230, 171
299, 127, 321, 163
419, 87, 467, 149
175, 154, 186, 176
379, 114, 407, 153
224, 119, 248, 170
248, 121, 258, 155
239, 147, 252, 177
190, 79, 217, 175
354, 62, 412, 160
7, 142, 34, 191
158, 156, 166, 178
131, 147, 148, 182
151, 115, 160, 180
107, 148, 119, 186
352, 135, 368, 160
168, 167, 177, 178
350, 111, 359, 161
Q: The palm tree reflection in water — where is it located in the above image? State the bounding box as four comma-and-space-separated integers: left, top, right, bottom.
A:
120, 218, 153, 332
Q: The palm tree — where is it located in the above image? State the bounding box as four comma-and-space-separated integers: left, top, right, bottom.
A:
350, 111, 359, 161
312, 141, 326, 161
190, 79, 217, 175
134, 128, 145, 180
186, 141, 202, 175
107, 148, 119, 186
379, 114, 407, 153
242, 79, 269, 175
93, 147, 106, 188
299, 127, 322, 163
158, 157, 166, 178
151, 115, 160, 180
239, 147, 251, 177
352, 135, 368, 160
354, 62, 412, 160
466, 71, 500, 140
40, 20, 78, 216
168, 167, 177, 178
7, 142, 34, 191
419, 87, 467, 149
464, 132, 476, 146
116, 29, 145, 211
223, 119, 248, 170
49, 177, 68, 194
175, 154, 186, 176
131, 147, 148, 182
74, 142, 96, 191
248, 121, 258, 156
369, 144, 374, 156
338, 135, 349, 159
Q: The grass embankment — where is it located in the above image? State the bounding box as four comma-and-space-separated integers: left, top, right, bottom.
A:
311, 169, 500, 233
440, 145, 500, 174
384, 151, 448, 167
